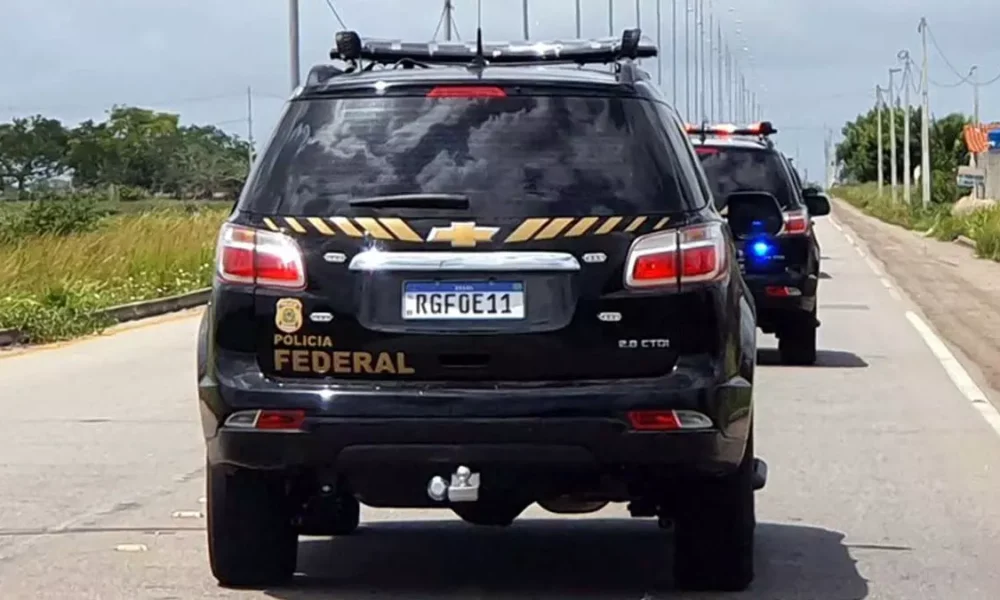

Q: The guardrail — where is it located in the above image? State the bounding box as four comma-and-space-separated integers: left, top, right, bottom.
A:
0, 287, 211, 349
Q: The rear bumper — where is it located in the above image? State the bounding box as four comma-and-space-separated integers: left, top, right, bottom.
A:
744, 272, 817, 327
199, 353, 752, 477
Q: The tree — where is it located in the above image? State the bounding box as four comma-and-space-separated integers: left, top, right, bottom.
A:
835, 106, 969, 188
0, 115, 69, 193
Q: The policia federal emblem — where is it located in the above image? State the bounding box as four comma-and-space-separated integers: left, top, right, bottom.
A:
275, 298, 304, 334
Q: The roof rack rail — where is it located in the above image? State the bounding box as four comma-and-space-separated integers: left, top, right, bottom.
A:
329, 27, 657, 68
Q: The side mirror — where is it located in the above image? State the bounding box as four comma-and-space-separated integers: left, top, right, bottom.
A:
802, 185, 821, 196
725, 191, 784, 237
803, 192, 831, 217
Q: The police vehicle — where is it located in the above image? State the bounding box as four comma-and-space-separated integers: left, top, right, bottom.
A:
197, 27, 783, 591
688, 123, 831, 364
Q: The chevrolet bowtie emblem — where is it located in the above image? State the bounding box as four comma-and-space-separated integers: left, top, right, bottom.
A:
426, 222, 499, 247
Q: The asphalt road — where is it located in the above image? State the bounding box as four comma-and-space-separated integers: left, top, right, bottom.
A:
2, 217, 1000, 599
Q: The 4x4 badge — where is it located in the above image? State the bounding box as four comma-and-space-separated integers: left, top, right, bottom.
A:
275, 298, 303, 334
427, 222, 499, 247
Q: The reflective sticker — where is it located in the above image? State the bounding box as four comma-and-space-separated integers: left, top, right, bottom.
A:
309, 312, 334, 323
598, 312, 621, 322
582, 252, 607, 263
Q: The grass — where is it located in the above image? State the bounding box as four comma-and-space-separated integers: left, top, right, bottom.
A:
831, 183, 1000, 262
0, 202, 230, 343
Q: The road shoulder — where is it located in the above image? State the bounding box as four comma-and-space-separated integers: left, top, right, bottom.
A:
831, 198, 1000, 406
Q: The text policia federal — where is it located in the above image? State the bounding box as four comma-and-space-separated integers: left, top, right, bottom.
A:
273, 334, 415, 375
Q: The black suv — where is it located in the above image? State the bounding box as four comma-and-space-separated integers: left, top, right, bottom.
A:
197, 29, 781, 591
689, 125, 830, 364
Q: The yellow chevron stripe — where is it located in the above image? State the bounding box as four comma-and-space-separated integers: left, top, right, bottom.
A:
504, 218, 549, 242
623, 216, 648, 232
653, 216, 671, 230
307, 217, 335, 235
354, 217, 393, 240
283, 217, 307, 233
378, 218, 423, 242
533, 217, 574, 240
262, 217, 279, 231
330, 217, 363, 237
594, 216, 623, 234
563, 216, 599, 237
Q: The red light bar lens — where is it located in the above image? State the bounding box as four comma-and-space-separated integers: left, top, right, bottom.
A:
695, 147, 719, 155
427, 85, 507, 98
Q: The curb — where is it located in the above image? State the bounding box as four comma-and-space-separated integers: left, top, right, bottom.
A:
956, 235, 977, 249
0, 287, 210, 348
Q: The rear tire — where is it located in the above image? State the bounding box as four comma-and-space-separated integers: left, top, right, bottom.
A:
672, 431, 756, 591
778, 309, 817, 365
207, 462, 298, 588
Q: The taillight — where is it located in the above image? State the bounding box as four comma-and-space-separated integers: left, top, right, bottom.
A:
215, 223, 306, 289
780, 208, 809, 236
624, 222, 728, 289
426, 85, 507, 98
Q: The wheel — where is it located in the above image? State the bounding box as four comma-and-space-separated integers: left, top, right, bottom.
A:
452, 500, 527, 527
778, 309, 817, 365
672, 430, 756, 591
207, 462, 298, 588
298, 491, 360, 536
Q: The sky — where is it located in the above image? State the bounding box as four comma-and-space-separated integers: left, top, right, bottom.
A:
3, 0, 1000, 185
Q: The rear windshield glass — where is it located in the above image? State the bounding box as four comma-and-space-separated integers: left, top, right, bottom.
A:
242, 94, 694, 216
694, 145, 799, 209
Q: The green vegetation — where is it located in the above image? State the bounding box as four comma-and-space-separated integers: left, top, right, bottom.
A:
0, 104, 247, 344
832, 183, 1000, 262
832, 105, 1000, 262
0, 198, 229, 342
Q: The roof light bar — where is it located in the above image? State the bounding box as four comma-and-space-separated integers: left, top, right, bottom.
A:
330, 28, 657, 66
685, 121, 776, 137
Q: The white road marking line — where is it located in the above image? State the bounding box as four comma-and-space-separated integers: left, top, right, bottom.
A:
831, 220, 843, 231
855, 246, 866, 258
115, 544, 148, 552
905, 311, 1000, 436
171, 510, 204, 519
844, 234, 855, 245
888, 287, 902, 301
879, 277, 893, 289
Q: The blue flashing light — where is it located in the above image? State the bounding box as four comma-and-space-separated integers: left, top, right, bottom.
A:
751, 240, 773, 257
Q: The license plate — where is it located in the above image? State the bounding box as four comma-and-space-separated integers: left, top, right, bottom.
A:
402, 281, 525, 320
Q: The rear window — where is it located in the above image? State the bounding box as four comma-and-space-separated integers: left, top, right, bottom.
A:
694, 145, 799, 209
242, 94, 694, 216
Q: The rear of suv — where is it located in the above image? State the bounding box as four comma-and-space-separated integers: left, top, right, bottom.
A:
689, 124, 831, 364
197, 29, 776, 592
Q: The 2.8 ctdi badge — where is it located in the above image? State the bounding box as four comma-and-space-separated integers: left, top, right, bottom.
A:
275, 298, 303, 334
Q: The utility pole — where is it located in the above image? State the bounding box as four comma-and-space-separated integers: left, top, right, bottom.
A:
656, 0, 661, 84
575, 0, 582, 38
288, 0, 300, 90
246, 86, 255, 171
889, 67, 901, 202
970, 65, 981, 198
685, 0, 691, 119
708, 2, 714, 121
635, 0, 641, 26
903, 59, 912, 206
609, 0, 614, 36
522, 0, 529, 39
918, 18, 931, 208
717, 23, 723, 121
693, 0, 699, 121
672, 0, 677, 104
699, 0, 706, 121
876, 85, 884, 197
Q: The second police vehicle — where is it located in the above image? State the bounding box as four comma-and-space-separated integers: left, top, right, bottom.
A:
688, 123, 831, 364
196, 27, 787, 592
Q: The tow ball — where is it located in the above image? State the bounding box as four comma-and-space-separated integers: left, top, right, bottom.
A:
427, 465, 481, 503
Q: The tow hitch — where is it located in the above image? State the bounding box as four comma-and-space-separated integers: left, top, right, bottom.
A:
427, 465, 481, 502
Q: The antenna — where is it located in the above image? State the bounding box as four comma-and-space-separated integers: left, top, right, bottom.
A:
469, 0, 486, 70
